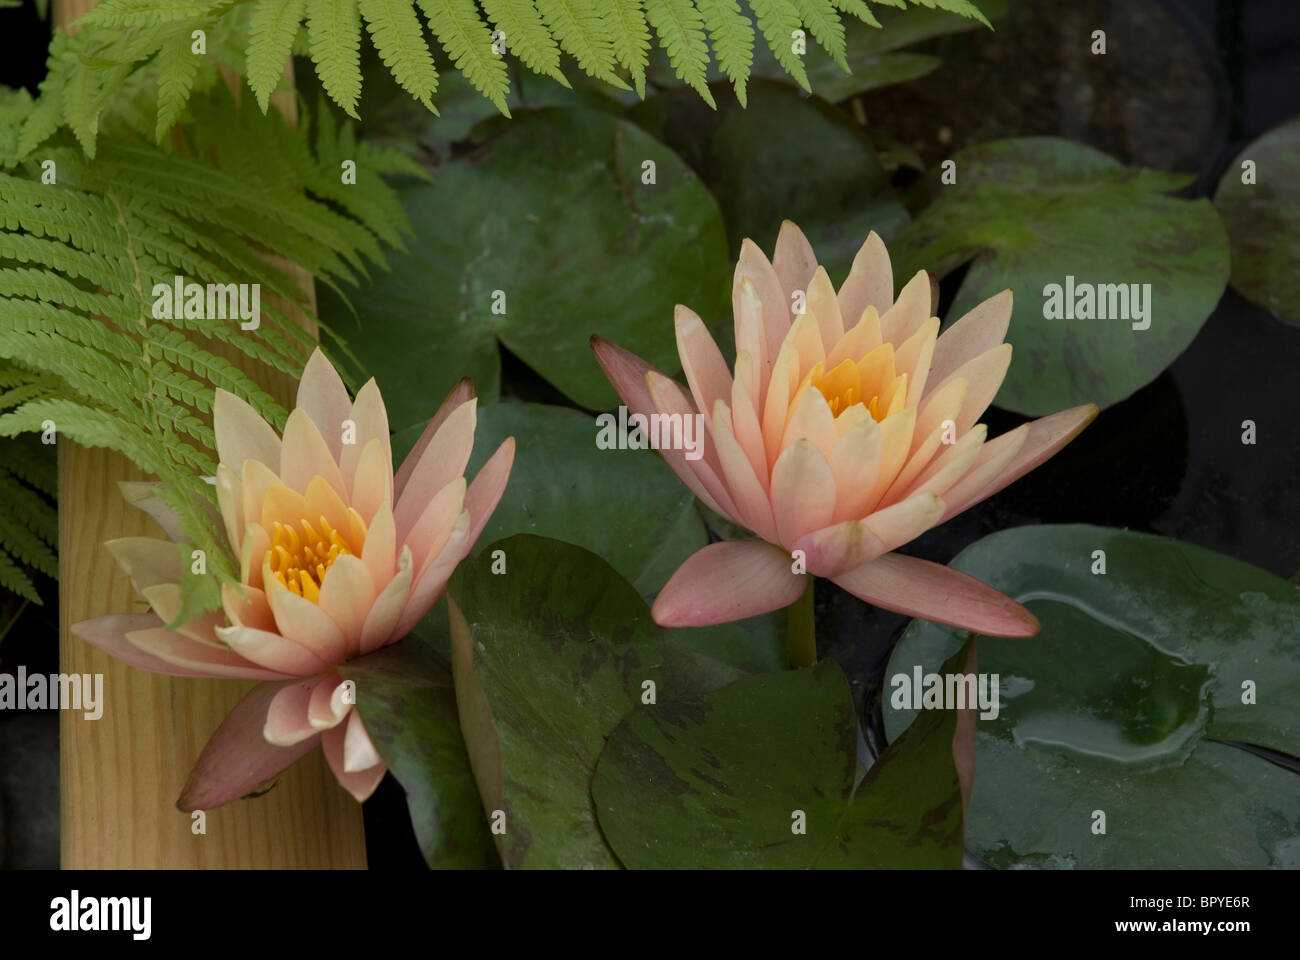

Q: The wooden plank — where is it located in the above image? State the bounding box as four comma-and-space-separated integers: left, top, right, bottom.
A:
55, 0, 368, 868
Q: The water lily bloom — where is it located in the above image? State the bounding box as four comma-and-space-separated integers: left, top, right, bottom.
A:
593, 222, 1097, 637
73, 349, 514, 806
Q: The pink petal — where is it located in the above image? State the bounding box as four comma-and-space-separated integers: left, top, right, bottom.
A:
105, 536, 182, 591
676, 304, 733, 432
652, 540, 807, 627
711, 400, 778, 542
118, 481, 187, 542
771, 220, 818, 302
73, 613, 235, 678
806, 266, 844, 353
393, 378, 474, 501
280, 408, 348, 498
948, 343, 1014, 434
308, 674, 351, 730
941, 403, 1099, 522
322, 721, 386, 802
341, 379, 393, 501
177, 680, 322, 811
645, 370, 741, 521
342, 709, 382, 773
393, 398, 476, 544
793, 491, 942, 578
770, 439, 836, 547
837, 230, 894, 324
222, 581, 278, 633
832, 552, 1040, 637
215, 624, 329, 676
879, 270, 932, 345
926, 289, 1013, 397
464, 436, 515, 549
240, 458, 280, 538
402, 477, 467, 573
393, 513, 470, 639
591, 336, 733, 518
730, 359, 767, 486
296, 348, 352, 462
360, 499, 397, 590
733, 238, 790, 382
348, 437, 392, 526
215, 463, 243, 550
213, 388, 281, 475
265, 675, 332, 746
318, 554, 377, 658
360, 545, 414, 654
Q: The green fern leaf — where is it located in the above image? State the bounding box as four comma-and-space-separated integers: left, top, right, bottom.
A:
697, 0, 753, 104
791, 0, 846, 70
535, 0, 628, 89
747, 0, 809, 90
644, 0, 714, 106
416, 0, 511, 115
359, 0, 440, 108
907, 0, 990, 28
479, 0, 568, 86
248, 0, 309, 112
598, 0, 650, 97
155, 25, 204, 140
0, 551, 41, 604
828, 0, 877, 27
308, 0, 364, 117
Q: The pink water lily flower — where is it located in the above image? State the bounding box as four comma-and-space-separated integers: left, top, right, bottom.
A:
73, 349, 514, 806
594, 222, 1097, 636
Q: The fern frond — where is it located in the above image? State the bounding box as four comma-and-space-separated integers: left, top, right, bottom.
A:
644, 0, 714, 106
479, 0, 569, 86
416, 0, 511, 115
154, 25, 204, 141
536, 0, 627, 88
77, 0, 225, 29
308, 0, 364, 117
747, 0, 809, 90
791, 0, 846, 70
598, 0, 650, 97
696, 0, 753, 104
359, 0, 440, 108
248, 0, 309, 112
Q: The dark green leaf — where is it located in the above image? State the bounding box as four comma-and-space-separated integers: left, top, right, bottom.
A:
884, 524, 1300, 869
340, 637, 498, 868
890, 137, 1229, 415
1214, 116, 1300, 323
593, 657, 965, 867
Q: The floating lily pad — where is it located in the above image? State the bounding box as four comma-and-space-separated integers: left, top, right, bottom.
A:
593, 655, 967, 868
322, 107, 728, 425
630, 80, 909, 283
890, 138, 1230, 415
1214, 116, 1300, 323
884, 524, 1300, 869
448, 535, 664, 868
339, 638, 497, 868
393, 401, 709, 596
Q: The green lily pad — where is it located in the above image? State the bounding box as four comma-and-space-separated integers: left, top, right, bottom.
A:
890, 138, 1230, 416
593, 655, 967, 868
884, 524, 1300, 869
322, 107, 728, 425
630, 80, 909, 283
339, 637, 498, 868
1214, 116, 1300, 323
393, 401, 709, 596
448, 534, 665, 868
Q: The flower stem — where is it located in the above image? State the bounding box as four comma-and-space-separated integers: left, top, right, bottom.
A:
786, 577, 816, 669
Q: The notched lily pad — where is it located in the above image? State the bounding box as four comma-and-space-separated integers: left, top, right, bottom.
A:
593, 655, 967, 868
891, 137, 1229, 415
884, 524, 1300, 869
1214, 116, 1300, 323
323, 107, 728, 425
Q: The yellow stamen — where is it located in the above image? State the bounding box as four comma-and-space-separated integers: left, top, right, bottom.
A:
264, 506, 363, 605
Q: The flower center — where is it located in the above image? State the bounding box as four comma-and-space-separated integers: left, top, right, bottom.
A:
809, 355, 905, 422
266, 515, 356, 603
